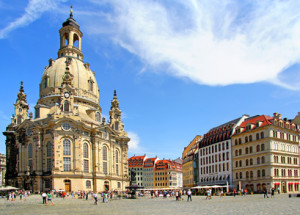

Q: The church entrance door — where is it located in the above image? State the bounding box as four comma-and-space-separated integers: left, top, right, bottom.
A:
64, 180, 71, 192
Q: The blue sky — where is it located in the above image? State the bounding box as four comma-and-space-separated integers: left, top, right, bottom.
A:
1, 0, 300, 159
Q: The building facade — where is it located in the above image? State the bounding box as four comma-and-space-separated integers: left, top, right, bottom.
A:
232, 113, 300, 193
3, 10, 130, 193
128, 155, 147, 186
0, 153, 6, 186
182, 135, 201, 188
198, 115, 249, 186
154, 159, 182, 189
143, 157, 159, 189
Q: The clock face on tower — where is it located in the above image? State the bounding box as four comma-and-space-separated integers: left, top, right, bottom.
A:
114, 114, 118, 119
64, 92, 70, 98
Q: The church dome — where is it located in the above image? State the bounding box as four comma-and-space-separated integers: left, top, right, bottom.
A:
40, 57, 99, 105
35, 10, 102, 121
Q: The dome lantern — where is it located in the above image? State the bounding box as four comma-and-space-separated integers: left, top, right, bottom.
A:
58, 6, 83, 60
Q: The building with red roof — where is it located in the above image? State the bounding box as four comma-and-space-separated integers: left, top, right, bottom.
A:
128, 155, 147, 186
154, 159, 182, 188
232, 113, 300, 193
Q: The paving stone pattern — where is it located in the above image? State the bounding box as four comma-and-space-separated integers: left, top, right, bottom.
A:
0, 194, 299, 215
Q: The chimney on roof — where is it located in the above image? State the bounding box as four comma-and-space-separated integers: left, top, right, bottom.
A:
273, 112, 282, 120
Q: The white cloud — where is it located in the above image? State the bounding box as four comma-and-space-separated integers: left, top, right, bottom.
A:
0, 0, 66, 39
99, 0, 300, 89
127, 131, 142, 154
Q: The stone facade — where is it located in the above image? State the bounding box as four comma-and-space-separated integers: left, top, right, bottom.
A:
0, 153, 6, 186
232, 113, 300, 193
3, 10, 130, 193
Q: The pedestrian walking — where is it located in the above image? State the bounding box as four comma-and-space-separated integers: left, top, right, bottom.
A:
42, 192, 47, 204
86, 192, 89, 200
94, 193, 98, 205
47, 192, 54, 205
187, 189, 192, 202
277, 187, 280, 194
271, 188, 275, 198
264, 189, 269, 198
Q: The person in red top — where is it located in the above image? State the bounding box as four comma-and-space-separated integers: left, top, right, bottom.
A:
233, 189, 237, 197
62, 191, 66, 199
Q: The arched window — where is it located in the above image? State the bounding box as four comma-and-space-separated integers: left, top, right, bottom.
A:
63, 33, 69, 46
260, 132, 264, 139
103, 146, 108, 174
250, 158, 253, 165
236, 161, 238, 167
239, 149, 242, 155
115, 150, 119, 175
249, 135, 252, 142
96, 112, 101, 122
64, 101, 70, 112
17, 115, 22, 124
245, 136, 248, 143
257, 157, 260, 164
235, 139, 238, 145
46, 142, 52, 172
246, 159, 249, 166
83, 143, 89, 158
256, 133, 259, 140
239, 160, 242, 167
73, 34, 79, 48
250, 171, 253, 178
246, 171, 249, 178
117, 182, 121, 188
261, 156, 265, 164
256, 145, 260, 152
246, 147, 249, 154
261, 144, 265, 151
250, 146, 253, 153
63, 139, 71, 155
262, 169, 265, 177
28, 143, 33, 159
115, 150, 119, 163
115, 121, 119, 131
257, 170, 261, 177
235, 150, 238, 156
86, 180, 91, 189
46, 142, 51, 157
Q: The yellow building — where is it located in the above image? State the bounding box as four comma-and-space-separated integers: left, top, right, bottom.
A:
3, 9, 130, 193
154, 160, 182, 188
232, 113, 300, 193
182, 135, 201, 188
0, 153, 5, 186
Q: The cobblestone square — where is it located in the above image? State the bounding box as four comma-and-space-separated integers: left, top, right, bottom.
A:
0, 194, 299, 215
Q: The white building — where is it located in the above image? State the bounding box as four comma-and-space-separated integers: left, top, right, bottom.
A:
198, 115, 249, 186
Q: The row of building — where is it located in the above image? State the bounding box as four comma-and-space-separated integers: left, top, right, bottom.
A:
128, 155, 183, 189
182, 113, 300, 193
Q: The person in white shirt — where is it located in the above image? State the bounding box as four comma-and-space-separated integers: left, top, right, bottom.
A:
94, 193, 98, 205
42, 192, 47, 204
187, 190, 192, 201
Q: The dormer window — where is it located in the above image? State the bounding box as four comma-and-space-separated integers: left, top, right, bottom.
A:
88, 78, 94, 92
96, 112, 101, 122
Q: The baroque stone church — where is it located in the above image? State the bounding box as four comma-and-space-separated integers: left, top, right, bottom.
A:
3, 9, 130, 193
